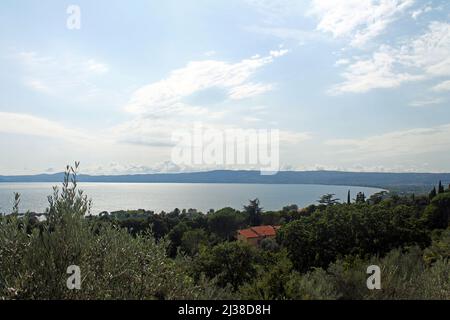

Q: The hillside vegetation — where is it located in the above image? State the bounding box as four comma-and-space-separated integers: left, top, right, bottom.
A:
0, 164, 448, 299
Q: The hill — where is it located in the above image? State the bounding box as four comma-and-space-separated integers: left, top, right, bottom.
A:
1, 170, 449, 192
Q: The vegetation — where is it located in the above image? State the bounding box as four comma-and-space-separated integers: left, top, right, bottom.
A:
0, 163, 449, 300
0, 164, 232, 300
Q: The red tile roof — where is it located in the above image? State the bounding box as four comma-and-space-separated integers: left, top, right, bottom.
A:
238, 225, 280, 239
238, 228, 260, 239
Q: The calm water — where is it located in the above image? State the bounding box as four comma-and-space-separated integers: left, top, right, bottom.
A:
0, 183, 384, 214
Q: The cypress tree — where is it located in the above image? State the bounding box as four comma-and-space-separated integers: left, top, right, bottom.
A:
438, 181, 445, 194
347, 190, 351, 204
244, 198, 263, 226
429, 187, 437, 200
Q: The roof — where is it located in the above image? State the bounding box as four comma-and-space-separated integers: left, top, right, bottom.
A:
238, 228, 260, 239
238, 225, 280, 239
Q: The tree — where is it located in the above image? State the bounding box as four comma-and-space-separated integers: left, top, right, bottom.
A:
347, 190, 351, 205
148, 215, 169, 239
239, 250, 293, 299
167, 222, 189, 257
368, 191, 388, 205
317, 194, 340, 206
0, 163, 222, 300
277, 203, 430, 272
12, 192, 20, 215
282, 204, 298, 213
260, 238, 279, 252
438, 181, 445, 194
423, 192, 450, 229
207, 207, 245, 241
194, 241, 259, 290
244, 199, 263, 226
355, 192, 366, 204
181, 229, 208, 256
429, 187, 437, 200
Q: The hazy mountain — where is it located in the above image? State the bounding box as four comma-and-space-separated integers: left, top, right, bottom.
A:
1, 170, 449, 190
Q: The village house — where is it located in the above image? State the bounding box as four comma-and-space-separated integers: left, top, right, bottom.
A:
237, 225, 281, 246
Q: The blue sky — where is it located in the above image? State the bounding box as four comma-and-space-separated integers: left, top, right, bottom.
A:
1, 0, 450, 174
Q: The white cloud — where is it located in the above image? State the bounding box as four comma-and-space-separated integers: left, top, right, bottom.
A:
86, 59, 109, 74
125, 51, 285, 114
204, 50, 217, 57
308, 0, 414, 47
409, 97, 444, 107
15, 51, 111, 101
228, 83, 274, 100
0, 112, 183, 175
326, 123, 450, 160
432, 80, 450, 92
0, 112, 92, 142
399, 22, 450, 77
109, 117, 188, 148
331, 21, 450, 94
242, 116, 262, 123
24, 79, 52, 94
269, 49, 289, 57
334, 58, 350, 67
411, 5, 433, 19
279, 131, 311, 144
330, 46, 422, 94
111, 49, 298, 168
111, 115, 310, 150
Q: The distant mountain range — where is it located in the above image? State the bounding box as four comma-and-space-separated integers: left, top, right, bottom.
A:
1, 170, 449, 191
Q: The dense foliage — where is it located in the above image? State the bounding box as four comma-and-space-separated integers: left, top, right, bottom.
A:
0, 164, 449, 300
0, 165, 232, 300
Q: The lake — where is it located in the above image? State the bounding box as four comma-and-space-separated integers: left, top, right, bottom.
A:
0, 183, 385, 214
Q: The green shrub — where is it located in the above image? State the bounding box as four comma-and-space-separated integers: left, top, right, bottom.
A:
278, 203, 431, 272
239, 250, 293, 300
327, 247, 449, 300
0, 164, 228, 300
285, 269, 338, 300
193, 241, 259, 290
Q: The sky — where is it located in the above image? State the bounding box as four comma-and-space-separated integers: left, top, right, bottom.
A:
1, 0, 450, 175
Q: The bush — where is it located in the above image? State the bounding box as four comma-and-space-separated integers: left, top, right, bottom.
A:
423, 192, 450, 229
193, 241, 259, 290
181, 229, 208, 256
326, 247, 449, 300
239, 250, 293, 300
277, 203, 431, 272
0, 164, 228, 300
285, 269, 338, 300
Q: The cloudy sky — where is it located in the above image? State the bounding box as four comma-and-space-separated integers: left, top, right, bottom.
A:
1, 0, 450, 175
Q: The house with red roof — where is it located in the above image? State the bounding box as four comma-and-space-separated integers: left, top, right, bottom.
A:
237, 225, 281, 246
